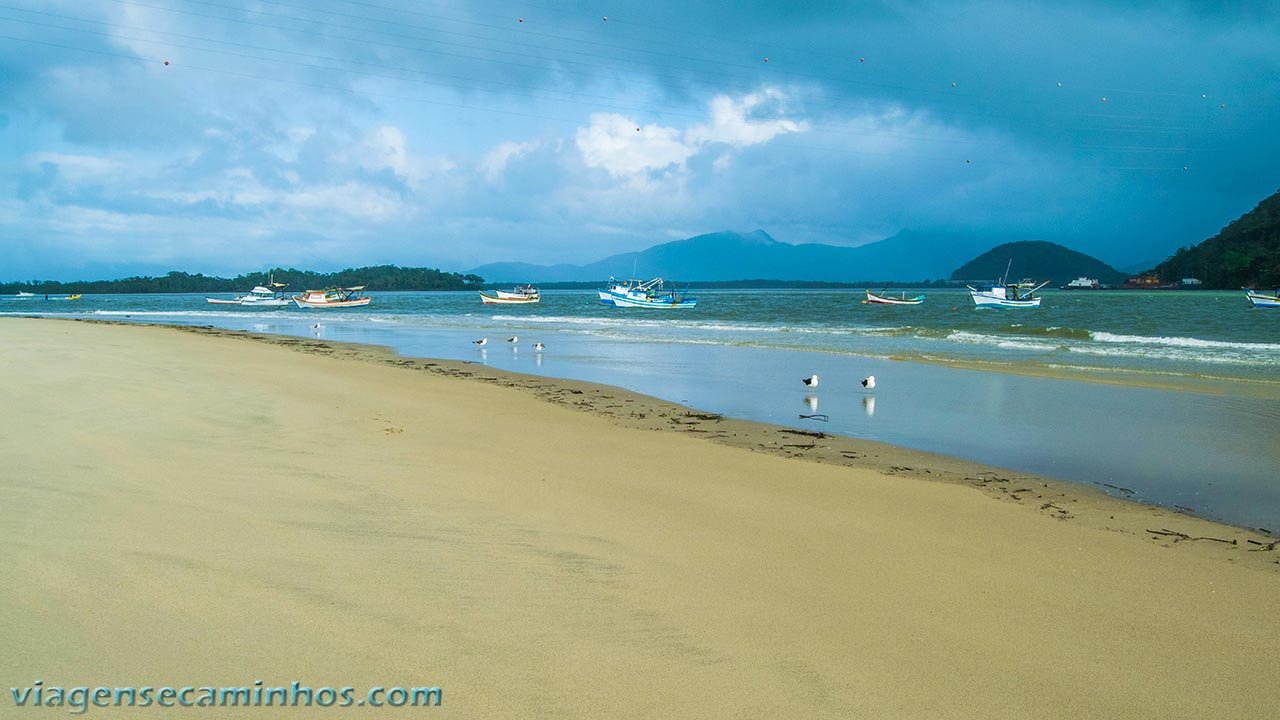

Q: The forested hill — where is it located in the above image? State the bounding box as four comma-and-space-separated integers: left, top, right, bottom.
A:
950, 241, 1127, 285
1152, 188, 1280, 288
0, 266, 484, 295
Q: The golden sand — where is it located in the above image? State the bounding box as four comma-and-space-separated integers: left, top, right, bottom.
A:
1, 317, 1275, 718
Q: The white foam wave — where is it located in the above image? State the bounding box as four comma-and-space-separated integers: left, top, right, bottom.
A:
1090, 331, 1280, 352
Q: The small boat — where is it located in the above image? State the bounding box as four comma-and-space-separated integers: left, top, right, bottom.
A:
207, 276, 291, 307
598, 277, 697, 309
479, 284, 540, 304
292, 286, 372, 308
67, 295, 81, 300
14, 291, 33, 298
866, 289, 924, 305
968, 282, 1049, 308
1244, 288, 1280, 308
969, 261, 1049, 309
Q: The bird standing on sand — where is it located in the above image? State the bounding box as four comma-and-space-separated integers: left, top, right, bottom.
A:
508, 336, 518, 344
802, 374, 819, 390
533, 342, 545, 351
862, 375, 876, 391
473, 338, 487, 346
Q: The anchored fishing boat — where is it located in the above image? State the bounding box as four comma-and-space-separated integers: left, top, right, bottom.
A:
865, 289, 925, 305
598, 277, 697, 309
968, 261, 1048, 308
1244, 288, 1280, 308
479, 284, 540, 304
206, 276, 291, 307
292, 286, 372, 309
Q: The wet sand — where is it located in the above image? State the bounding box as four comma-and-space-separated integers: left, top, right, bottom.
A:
1, 317, 1276, 718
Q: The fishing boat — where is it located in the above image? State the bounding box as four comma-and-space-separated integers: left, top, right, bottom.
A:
13, 291, 33, 298
1244, 288, 1280, 308
598, 277, 697, 309
479, 284, 540, 304
206, 276, 291, 307
968, 261, 1048, 308
865, 289, 925, 305
292, 286, 372, 309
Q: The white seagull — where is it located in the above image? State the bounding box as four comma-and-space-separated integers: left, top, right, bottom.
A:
802, 374, 819, 390
861, 375, 876, 391
508, 336, 518, 344
473, 338, 487, 346
533, 342, 545, 351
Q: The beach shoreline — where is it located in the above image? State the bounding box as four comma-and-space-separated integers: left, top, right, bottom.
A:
34, 316, 1280, 563
3, 316, 1278, 719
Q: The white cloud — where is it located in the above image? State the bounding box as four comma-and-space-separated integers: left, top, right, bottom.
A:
26, 152, 123, 182
575, 114, 695, 178
687, 88, 808, 147
480, 140, 539, 182
574, 89, 806, 180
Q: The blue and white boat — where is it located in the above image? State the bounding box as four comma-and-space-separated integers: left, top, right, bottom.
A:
598, 277, 697, 309
1244, 288, 1280, 308
968, 260, 1049, 309
967, 281, 1049, 308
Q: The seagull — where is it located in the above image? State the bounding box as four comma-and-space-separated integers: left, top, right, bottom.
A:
473, 338, 487, 346
861, 375, 876, 391
311, 323, 320, 329
802, 374, 819, 390
533, 342, 544, 351
507, 336, 518, 344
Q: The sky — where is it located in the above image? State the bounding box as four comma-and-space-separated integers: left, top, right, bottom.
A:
1, 0, 1278, 281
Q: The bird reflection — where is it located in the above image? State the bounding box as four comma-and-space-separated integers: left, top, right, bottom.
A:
862, 395, 876, 417
803, 395, 819, 413
535, 353, 543, 368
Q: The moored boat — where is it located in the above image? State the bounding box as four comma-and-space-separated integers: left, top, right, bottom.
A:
206, 276, 291, 307
598, 277, 697, 309
292, 286, 372, 308
479, 284, 540, 304
968, 282, 1049, 308
866, 289, 925, 305
969, 260, 1048, 308
1244, 288, 1280, 308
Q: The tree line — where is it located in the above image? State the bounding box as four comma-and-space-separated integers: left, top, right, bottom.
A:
0, 266, 486, 295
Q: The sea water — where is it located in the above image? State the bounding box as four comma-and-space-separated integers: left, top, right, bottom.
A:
5, 288, 1278, 529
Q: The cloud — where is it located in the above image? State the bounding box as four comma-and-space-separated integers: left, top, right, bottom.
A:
687, 88, 808, 147
575, 114, 694, 178
480, 139, 540, 182
574, 88, 806, 179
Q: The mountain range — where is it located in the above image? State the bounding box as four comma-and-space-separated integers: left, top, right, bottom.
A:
471, 230, 1008, 283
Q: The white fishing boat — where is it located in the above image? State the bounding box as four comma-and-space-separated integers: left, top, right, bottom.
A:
866, 289, 925, 305
13, 291, 34, 298
479, 284, 540, 304
968, 261, 1048, 308
292, 286, 372, 308
206, 277, 291, 307
1244, 288, 1280, 308
598, 277, 697, 309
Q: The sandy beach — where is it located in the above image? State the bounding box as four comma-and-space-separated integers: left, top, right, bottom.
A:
1, 316, 1276, 718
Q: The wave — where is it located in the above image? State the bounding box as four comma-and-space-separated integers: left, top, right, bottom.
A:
1090, 331, 1280, 352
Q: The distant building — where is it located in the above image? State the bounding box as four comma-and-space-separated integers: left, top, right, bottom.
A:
1125, 274, 1162, 288
1181, 278, 1202, 286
